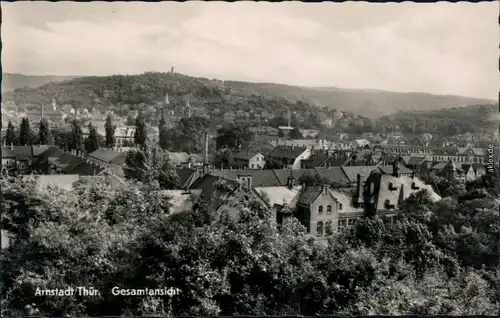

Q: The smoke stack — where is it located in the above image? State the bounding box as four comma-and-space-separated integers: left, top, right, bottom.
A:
10, 142, 13, 150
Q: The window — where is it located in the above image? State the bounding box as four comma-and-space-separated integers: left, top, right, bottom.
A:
318, 206, 323, 215
251, 164, 254, 168
347, 219, 356, 226
339, 203, 343, 210
327, 205, 332, 214
316, 221, 324, 236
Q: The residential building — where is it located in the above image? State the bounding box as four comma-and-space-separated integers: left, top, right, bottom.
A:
232, 151, 265, 169
294, 185, 364, 237
358, 162, 441, 217
266, 145, 312, 169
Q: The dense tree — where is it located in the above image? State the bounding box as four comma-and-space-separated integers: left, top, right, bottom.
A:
215, 124, 254, 151
38, 118, 52, 145
214, 147, 234, 169
19, 118, 32, 146
1, 147, 499, 316
125, 140, 180, 189
5, 121, 17, 145
84, 123, 100, 154
158, 115, 169, 150
289, 127, 303, 139
264, 157, 284, 169
134, 112, 148, 148
105, 114, 116, 148
52, 128, 72, 151
70, 119, 84, 151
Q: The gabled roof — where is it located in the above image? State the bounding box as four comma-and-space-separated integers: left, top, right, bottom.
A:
1, 147, 16, 158
374, 174, 441, 211
254, 185, 302, 209
377, 165, 413, 175
272, 169, 316, 186
66, 162, 104, 176
341, 166, 381, 183
191, 174, 240, 210
297, 186, 324, 206
32, 145, 52, 157
408, 156, 425, 165
313, 167, 350, 186
209, 169, 282, 187
267, 145, 307, 160
39, 146, 63, 158
61, 157, 86, 173
232, 150, 263, 161
10, 146, 33, 160
89, 148, 122, 163
176, 168, 202, 189
430, 162, 448, 171
57, 152, 82, 165
110, 152, 127, 166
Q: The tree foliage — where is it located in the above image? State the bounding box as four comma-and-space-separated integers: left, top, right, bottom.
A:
19, 118, 32, 146
70, 119, 84, 151
6, 121, 17, 145
104, 114, 116, 148
215, 124, 254, 151
1, 161, 499, 316
84, 123, 101, 154
134, 112, 148, 149
125, 140, 180, 189
38, 119, 52, 145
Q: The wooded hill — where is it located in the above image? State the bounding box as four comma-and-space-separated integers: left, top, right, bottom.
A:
378, 104, 499, 135
3, 72, 494, 119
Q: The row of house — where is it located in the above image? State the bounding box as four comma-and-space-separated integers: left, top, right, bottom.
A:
187, 161, 440, 237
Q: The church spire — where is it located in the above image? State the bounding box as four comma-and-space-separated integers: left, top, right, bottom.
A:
164, 92, 170, 106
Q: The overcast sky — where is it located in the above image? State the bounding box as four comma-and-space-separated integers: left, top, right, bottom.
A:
2, 1, 498, 99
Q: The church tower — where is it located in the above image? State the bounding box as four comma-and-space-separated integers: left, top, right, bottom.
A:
161, 92, 170, 128
445, 159, 456, 182
186, 99, 191, 118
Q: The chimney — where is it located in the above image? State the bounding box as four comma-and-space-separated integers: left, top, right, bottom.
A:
10, 142, 13, 150
322, 184, 329, 195
392, 159, 400, 177
203, 131, 209, 165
